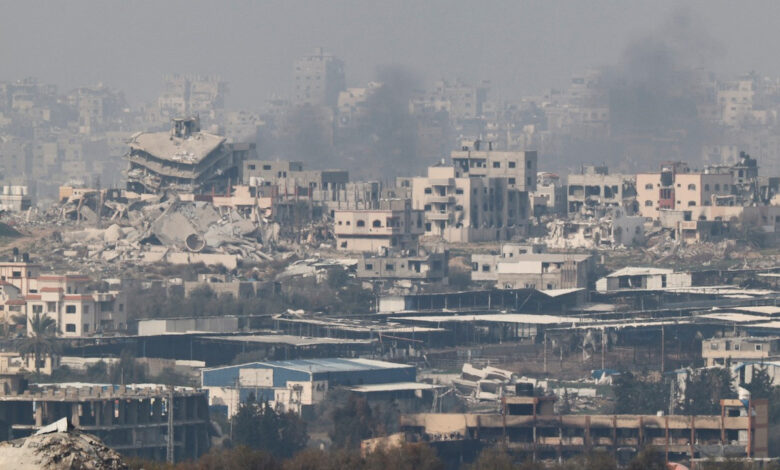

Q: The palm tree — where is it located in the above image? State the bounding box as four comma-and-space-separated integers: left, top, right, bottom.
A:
15, 313, 59, 375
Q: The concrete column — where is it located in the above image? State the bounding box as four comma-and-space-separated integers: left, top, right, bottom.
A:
71, 403, 80, 427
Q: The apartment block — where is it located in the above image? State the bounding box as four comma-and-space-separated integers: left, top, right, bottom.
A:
450, 142, 537, 192
334, 202, 424, 253
24, 274, 127, 337
637, 162, 734, 219
292, 48, 345, 108
567, 166, 636, 214
411, 164, 530, 243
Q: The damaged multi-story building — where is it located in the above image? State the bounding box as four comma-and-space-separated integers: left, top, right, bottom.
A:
0, 380, 210, 462
410, 141, 537, 243
566, 165, 636, 215
396, 396, 769, 462
125, 117, 248, 194
334, 200, 424, 252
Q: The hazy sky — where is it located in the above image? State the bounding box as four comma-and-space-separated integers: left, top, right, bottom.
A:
1, 0, 778, 108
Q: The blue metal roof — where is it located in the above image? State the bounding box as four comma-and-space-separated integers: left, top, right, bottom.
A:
201, 358, 414, 388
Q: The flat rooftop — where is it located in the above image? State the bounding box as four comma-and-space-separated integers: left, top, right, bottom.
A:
204, 358, 413, 375
129, 131, 225, 164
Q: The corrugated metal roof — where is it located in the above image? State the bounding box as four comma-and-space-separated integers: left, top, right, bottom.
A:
350, 382, 444, 392
253, 358, 413, 374
396, 313, 582, 325
606, 267, 674, 277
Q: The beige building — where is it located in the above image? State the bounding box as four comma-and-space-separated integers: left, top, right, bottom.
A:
472, 251, 593, 291
637, 169, 733, 219
702, 336, 780, 367
292, 47, 345, 108
411, 164, 531, 243
334, 202, 424, 253
25, 274, 127, 337
566, 166, 635, 214
450, 143, 537, 192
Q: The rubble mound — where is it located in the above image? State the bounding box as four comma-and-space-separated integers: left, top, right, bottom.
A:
0, 429, 127, 470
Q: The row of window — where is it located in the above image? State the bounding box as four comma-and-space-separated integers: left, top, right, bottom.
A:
644, 200, 698, 207
644, 183, 731, 191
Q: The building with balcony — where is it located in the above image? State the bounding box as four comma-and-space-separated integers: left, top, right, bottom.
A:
450, 141, 537, 192
411, 165, 531, 243
333, 201, 423, 253
566, 166, 636, 214
125, 117, 239, 194
24, 274, 127, 337
637, 162, 734, 220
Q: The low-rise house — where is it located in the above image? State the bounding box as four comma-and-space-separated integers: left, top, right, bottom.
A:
356, 250, 449, 282
595, 267, 692, 293
472, 245, 593, 291
703, 336, 780, 367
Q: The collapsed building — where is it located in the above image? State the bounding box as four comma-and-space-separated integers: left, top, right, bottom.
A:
125, 117, 249, 194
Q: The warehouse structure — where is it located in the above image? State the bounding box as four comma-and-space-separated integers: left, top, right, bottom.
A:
202, 358, 416, 416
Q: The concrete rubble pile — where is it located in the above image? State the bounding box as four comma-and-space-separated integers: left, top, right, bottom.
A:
642, 229, 739, 265
0, 422, 127, 470
8, 192, 289, 273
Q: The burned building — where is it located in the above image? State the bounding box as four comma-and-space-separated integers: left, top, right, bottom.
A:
125, 117, 239, 194
398, 397, 769, 463
0, 382, 210, 462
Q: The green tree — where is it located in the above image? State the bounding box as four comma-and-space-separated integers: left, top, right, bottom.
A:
231, 395, 308, 459
626, 447, 666, 470
14, 312, 59, 375
364, 442, 443, 470
678, 368, 735, 415
742, 365, 773, 399
613, 372, 668, 415
283, 448, 363, 470
109, 349, 147, 385
467, 445, 521, 470
330, 394, 378, 449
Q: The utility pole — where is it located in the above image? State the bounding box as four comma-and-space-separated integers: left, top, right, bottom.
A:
167, 386, 175, 464
543, 331, 548, 374
660, 325, 665, 373
601, 329, 606, 370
